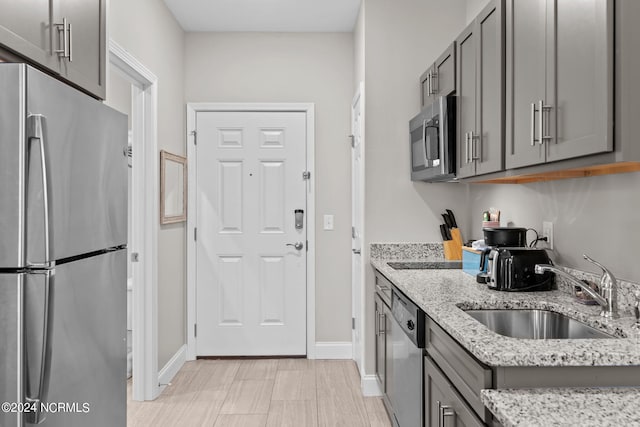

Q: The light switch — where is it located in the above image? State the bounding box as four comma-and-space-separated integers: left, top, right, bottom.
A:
323, 214, 334, 230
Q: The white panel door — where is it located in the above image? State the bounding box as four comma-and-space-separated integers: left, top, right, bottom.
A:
196, 111, 307, 356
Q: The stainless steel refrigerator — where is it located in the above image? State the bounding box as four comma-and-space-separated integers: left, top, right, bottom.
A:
0, 64, 127, 427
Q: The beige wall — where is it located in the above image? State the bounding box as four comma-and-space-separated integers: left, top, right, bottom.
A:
354, 3, 365, 88
361, 0, 468, 374
105, 70, 132, 130
108, 0, 186, 368
184, 32, 355, 342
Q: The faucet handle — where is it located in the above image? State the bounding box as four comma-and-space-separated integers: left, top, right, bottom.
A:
583, 254, 617, 289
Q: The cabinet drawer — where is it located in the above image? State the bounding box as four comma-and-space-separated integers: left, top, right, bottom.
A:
425, 355, 484, 427
374, 271, 392, 307
425, 315, 492, 422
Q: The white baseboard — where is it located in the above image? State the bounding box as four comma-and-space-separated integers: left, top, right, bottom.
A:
158, 344, 186, 392
314, 342, 353, 359
361, 374, 382, 396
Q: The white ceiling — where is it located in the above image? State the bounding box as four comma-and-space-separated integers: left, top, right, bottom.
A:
163, 0, 362, 32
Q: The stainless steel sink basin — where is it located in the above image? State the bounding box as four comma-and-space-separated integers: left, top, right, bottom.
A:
465, 309, 616, 339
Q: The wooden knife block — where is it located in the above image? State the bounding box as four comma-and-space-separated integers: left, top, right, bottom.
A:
443, 228, 463, 260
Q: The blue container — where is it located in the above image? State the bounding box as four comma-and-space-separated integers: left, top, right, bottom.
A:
462, 247, 488, 276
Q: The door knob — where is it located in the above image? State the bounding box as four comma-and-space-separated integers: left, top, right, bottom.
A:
286, 242, 304, 251
352, 249, 361, 255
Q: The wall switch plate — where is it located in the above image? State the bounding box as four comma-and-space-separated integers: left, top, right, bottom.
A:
323, 214, 334, 230
542, 221, 554, 250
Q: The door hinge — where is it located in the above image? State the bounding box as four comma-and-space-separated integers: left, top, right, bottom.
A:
352, 227, 356, 238
352, 317, 355, 330
194, 324, 197, 337
306, 240, 309, 252
131, 252, 139, 263
302, 171, 311, 180
194, 227, 197, 241
190, 130, 197, 145
349, 134, 355, 148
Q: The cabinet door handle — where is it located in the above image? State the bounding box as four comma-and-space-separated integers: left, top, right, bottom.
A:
67, 22, 73, 62
430, 71, 439, 95
530, 102, 537, 146
374, 309, 379, 336
55, 18, 69, 59
470, 133, 480, 161
379, 313, 386, 335
438, 401, 456, 427
538, 100, 544, 146
464, 132, 469, 164
540, 101, 552, 144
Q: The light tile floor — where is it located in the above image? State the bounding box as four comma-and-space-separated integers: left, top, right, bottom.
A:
127, 359, 392, 427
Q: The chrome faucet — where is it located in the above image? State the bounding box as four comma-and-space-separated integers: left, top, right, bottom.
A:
535, 254, 618, 319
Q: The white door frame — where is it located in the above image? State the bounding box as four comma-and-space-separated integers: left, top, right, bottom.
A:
186, 103, 316, 360
108, 40, 160, 401
351, 82, 365, 374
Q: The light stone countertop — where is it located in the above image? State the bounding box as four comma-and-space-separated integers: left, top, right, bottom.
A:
480, 387, 640, 427
371, 258, 640, 367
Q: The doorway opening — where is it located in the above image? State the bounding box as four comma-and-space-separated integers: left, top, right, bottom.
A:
108, 40, 159, 401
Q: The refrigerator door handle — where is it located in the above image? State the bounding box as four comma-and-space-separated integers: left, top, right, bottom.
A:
25, 270, 54, 424
27, 114, 54, 268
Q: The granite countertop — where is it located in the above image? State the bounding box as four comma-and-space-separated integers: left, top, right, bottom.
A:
371, 257, 640, 367
481, 388, 640, 427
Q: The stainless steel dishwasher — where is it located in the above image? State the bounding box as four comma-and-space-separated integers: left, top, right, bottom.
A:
389, 288, 425, 427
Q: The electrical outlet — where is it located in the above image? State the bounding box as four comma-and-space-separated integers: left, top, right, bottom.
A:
542, 221, 554, 250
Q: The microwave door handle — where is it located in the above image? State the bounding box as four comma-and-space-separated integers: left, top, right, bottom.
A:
422, 119, 429, 165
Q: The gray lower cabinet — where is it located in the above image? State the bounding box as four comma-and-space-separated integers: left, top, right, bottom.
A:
374, 294, 388, 392
421, 42, 456, 108
505, 0, 613, 169
0, 0, 106, 99
425, 356, 484, 427
456, 0, 504, 178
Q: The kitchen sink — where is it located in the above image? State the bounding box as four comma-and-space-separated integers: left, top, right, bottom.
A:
465, 309, 616, 339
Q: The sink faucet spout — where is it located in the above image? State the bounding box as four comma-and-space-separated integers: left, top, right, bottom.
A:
534, 264, 618, 319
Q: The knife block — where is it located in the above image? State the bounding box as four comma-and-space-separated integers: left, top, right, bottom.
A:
443, 240, 462, 260
450, 227, 464, 248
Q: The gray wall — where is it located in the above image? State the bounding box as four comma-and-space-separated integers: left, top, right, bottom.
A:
361, 0, 469, 374
108, 0, 186, 369
184, 32, 355, 343
466, 0, 491, 23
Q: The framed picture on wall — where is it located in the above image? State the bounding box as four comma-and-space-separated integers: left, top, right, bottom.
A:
160, 150, 187, 224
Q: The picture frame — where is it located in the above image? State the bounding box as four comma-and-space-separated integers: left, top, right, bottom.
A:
160, 150, 187, 224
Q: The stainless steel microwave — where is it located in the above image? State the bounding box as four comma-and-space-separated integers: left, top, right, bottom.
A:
409, 95, 456, 182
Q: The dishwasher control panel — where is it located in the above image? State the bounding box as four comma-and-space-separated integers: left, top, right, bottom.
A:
391, 288, 425, 348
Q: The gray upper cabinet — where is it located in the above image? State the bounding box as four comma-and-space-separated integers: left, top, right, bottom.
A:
456, 0, 504, 178
547, 0, 613, 162
0, 0, 106, 99
421, 43, 456, 108
53, 0, 106, 100
0, 0, 56, 70
506, 0, 613, 169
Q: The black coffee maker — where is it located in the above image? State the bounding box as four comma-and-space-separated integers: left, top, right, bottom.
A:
476, 227, 527, 284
